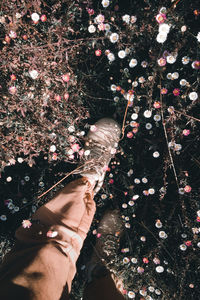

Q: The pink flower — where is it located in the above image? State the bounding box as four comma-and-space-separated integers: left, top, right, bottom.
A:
191, 60, 200, 70
22, 220, 32, 228
87, 8, 94, 15
52, 153, 57, 160
97, 233, 101, 238
98, 23, 105, 31
54, 94, 61, 102
184, 185, 191, 193
10, 74, 16, 81
153, 257, 160, 264
109, 179, 114, 184
127, 132, 133, 138
161, 88, 168, 95
78, 149, 84, 156
40, 14, 47, 22
95, 49, 102, 56
143, 257, 149, 264
64, 93, 69, 100
153, 101, 161, 108
156, 13, 166, 24
173, 88, 180, 96
157, 57, 166, 66
71, 143, 80, 152
183, 129, 190, 136
185, 240, 192, 246
9, 86, 17, 95
62, 73, 70, 82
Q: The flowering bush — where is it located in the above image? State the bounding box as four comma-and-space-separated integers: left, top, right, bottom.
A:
0, 0, 200, 299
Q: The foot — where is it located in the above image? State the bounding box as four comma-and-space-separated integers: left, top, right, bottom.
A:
86, 209, 125, 294
75, 118, 121, 194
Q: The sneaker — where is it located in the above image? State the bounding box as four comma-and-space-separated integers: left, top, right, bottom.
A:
85, 209, 125, 294
75, 118, 121, 194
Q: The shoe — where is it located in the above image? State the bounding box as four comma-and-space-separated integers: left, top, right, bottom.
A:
85, 209, 125, 294
75, 118, 121, 194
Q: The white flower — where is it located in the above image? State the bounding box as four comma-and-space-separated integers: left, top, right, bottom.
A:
84, 150, 91, 156
122, 203, 127, 208
156, 266, 164, 273
129, 59, 138, 68
29, 70, 39, 79
144, 110, 152, 118
154, 114, 161, 121
159, 23, 170, 34
68, 125, 75, 132
166, 73, 172, 79
181, 25, 187, 32
156, 33, 167, 43
131, 257, 137, 263
131, 16, 137, 23
128, 291, 135, 298
17, 157, 24, 163
16, 12, 22, 19
132, 195, 139, 200
159, 7, 167, 14
101, 0, 110, 7
125, 93, 134, 102
139, 76, 145, 83
96, 14, 105, 24
110, 84, 116, 91
197, 210, 200, 217
107, 52, 115, 62
122, 14, 130, 24
50, 145, 56, 152
148, 188, 155, 194
197, 32, 200, 42
88, 25, 96, 33
153, 151, 160, 158
182, 56, 190, 64
132, 81, 138, 87
104, 23, 111, 31
180, 79, 187, 86
167, 55, 176, 64
180, 244, 187, 251
159, 231, 167, 239
110, 32, 119, 43
31, 13, 40, 22
172, 72, 179, 79
131, 113, 138, 120
118, 50, 126, 58
189, 92, 198, 101
145, 123, 152, 130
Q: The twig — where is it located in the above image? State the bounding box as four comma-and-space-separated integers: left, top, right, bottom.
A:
174, 109, 200, 123
159, 77, 179, 190
119, 100, 131, 141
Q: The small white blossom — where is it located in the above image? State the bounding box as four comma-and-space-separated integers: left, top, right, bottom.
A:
31, 13, 40, 22
101, 0, 110, 8
156, 266, 164, 273
189, 92, 198, 101
127, 291, 135, 298
110, 32, 119, 43
50, 145, 56, 152
159, 23, 170, 34
180, 79, 187, 86
122, 14, 130, 24
131, 113, 138, 120
156, 33, 167, 43
196, 32, 200, 42
88, 25, 96, 33
167, 55, 176, 64
182, 56, 190, 64
29, 70, 39, 79
107, 52, 115, 62
118, 50, 126, 59
144, 110, 152, 118
129, 59, 138, 68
